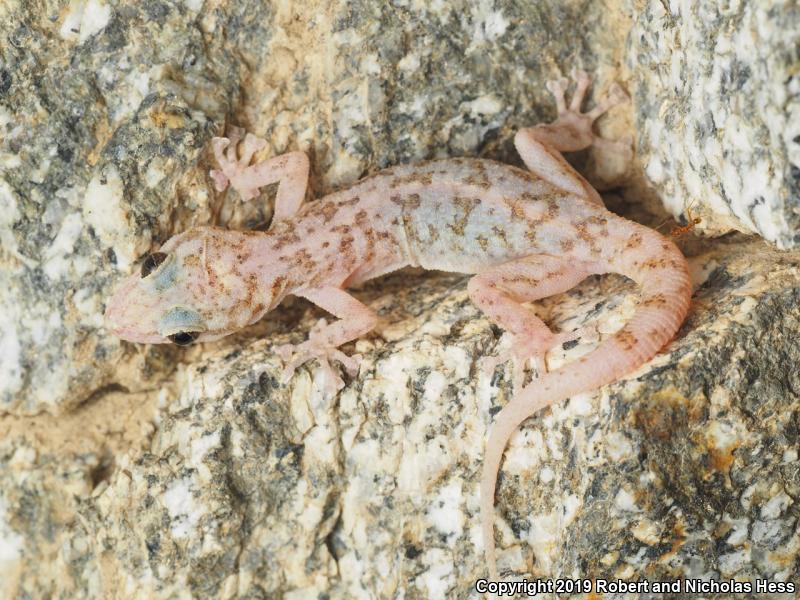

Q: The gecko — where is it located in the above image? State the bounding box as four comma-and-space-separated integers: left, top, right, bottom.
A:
104, 70, 692, 582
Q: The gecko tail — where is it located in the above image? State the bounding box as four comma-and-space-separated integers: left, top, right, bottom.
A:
481, 219, 692, 582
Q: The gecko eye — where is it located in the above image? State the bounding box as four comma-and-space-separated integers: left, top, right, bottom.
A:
168, 331, 198, 346
141, 252, 168, 278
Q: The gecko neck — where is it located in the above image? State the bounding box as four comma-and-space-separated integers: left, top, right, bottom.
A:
243, 225, 307, 309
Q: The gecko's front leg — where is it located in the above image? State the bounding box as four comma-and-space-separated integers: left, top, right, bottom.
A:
275, 287, 378, 392
210, 127, 310, 221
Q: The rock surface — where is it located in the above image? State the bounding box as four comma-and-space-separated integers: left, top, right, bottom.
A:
630, 0, 800, 248
0, 1, 798, 599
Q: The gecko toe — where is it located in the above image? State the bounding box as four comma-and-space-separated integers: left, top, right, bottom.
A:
274, 339, 358, 390
209, 169, 230, 192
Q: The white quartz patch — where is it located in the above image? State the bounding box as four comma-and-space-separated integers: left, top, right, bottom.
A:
43, 212, 84, 280
427, 482, 465, 538
468, 0, 509, 48
190, 431, 221, 464
760, 490, 792, 520
0, 302, 22, 398
163, 477, 202, 539
416, 549, 455, 600
0, 499, 23, 565
60, 0, 112, 43
614, 487, 640, 512
82, 165, 138, 269
0, 180, 34, 267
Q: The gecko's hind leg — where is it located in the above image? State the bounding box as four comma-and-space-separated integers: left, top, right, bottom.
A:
468, 254, 598, 388
210, 129, 310, 222
534, 68, 630, 154
515, 69, 631, 205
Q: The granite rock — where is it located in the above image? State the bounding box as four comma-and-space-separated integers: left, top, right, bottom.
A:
629, 0, 800, 248
0, 0, 249, 413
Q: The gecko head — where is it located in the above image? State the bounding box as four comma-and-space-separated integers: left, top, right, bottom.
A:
104, 228, 273, 345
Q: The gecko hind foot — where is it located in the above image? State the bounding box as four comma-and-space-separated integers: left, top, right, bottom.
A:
481, 325, 596, 388
209, 127, 269, 200
540, 68, 630, 154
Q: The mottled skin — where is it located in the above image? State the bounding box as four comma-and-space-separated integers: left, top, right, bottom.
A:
105, 71, 692, 583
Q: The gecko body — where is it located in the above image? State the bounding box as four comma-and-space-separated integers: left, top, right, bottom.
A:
105, 71, 692, 581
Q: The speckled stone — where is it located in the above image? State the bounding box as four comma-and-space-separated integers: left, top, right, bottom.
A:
0, 0, 246, 413
629, 0, 800, 248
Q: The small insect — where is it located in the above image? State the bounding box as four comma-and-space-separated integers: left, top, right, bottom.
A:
670, 207, 702, 238
656, 201, 702, 238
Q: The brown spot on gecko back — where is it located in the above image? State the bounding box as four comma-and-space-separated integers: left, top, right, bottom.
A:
491, 225, 509, 248
506, 165, 544, 188
643, 293, 668, 307
449, 196, 481, 236
271, 231, 301, 250
503, 197, 526, 221
250, 303, 266, 320
642, 257, 669, 270
339, 234, 355, 254
463, 167, 491, 189
270, 276, 286, 298
574, 223, 594, 244
293, 249, 316, 270
389, 171, 433, 188
320, 202, 338, 223
454, 196, 481, 211
615, 329, 638, 351
560, 238, 575, 252
626, 233, 643, 249
355, 209, 368, 225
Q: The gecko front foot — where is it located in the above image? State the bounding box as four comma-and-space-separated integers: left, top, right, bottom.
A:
210, 127, 269, 200
275, 319, 362, 392
539, 68, 631, 154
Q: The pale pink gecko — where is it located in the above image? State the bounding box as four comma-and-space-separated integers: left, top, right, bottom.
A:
104, 70, 692, 581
